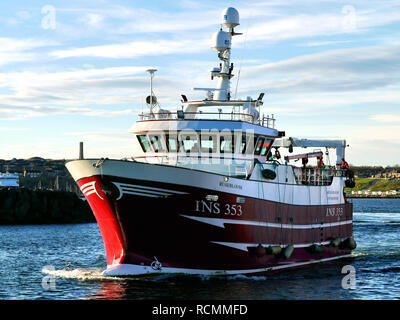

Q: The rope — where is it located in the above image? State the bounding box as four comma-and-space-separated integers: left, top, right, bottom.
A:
290, 163, 295, 245
257, 161, 274, 247
273, 162, 284, 245
339, 177, 343, 238
323, 168, 330, 243
256, 162, 265, 245
319, 169, 324, 244
281, 164, 289, 244
283, 164, 294, 245
306, 170, 315, 244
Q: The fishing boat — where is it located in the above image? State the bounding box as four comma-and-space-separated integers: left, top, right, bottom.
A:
0, 172, 19, 189
66, 7, 356, 276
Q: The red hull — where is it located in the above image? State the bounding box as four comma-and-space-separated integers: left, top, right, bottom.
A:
77, 174, 354, 276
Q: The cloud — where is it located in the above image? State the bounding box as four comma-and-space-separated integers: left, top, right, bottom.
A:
237, 43, 400, 95
0, 105, 140, 121
230, 3, 400, 45
299, 40, 354, 47
0, 66, 149, 101
0, 37, 58, 66
6, 40, 399, 121
47, 1, 400, 64
369, 114, 400, 123
50, 38, 209, 59
0, 65, 188, 120
84, 13, 104, 27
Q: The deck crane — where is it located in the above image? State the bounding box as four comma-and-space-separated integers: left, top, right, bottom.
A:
273, 137, 348, 168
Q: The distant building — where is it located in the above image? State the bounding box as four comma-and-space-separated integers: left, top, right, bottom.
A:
25, 170, 42, 178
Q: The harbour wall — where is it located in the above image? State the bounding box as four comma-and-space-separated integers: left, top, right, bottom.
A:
0, 188, 95, 225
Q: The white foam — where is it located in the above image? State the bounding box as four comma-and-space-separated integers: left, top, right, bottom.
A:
42, 267, 125, 281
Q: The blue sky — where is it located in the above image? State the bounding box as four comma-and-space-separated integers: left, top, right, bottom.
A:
0, 0, 400, 166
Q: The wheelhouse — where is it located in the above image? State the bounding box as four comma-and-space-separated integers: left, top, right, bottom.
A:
135, 130, 275, 158
129, 101, 281, 177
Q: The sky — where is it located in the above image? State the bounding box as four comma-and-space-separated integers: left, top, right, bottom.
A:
0, 0, 400, 166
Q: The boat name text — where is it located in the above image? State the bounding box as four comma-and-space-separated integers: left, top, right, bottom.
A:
326, 207, 344, 217
195, 200, 243, 216
219, 182, 242, 189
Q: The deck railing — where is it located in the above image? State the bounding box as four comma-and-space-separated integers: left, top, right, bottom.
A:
127, 154, 346, 186
138, 111, 276, 129
293, 167, 345, 186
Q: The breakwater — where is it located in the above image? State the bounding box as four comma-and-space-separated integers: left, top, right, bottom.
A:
0, 188, 95, 225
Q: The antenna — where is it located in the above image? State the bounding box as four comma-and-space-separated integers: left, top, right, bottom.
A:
207, 7, 241, 101
146, 69, 157, 114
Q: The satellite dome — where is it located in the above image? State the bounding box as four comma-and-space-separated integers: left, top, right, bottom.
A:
211, 30, 231, 52
221, 7, 239, 29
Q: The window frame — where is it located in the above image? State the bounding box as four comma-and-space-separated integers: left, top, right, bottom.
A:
178, 132, 200, 153
254, 136, 265, 155
148, 134, 166, 153
137, 134, 151, 153
200, 133, 218, 154
260, 138, 273, 156
166, 134, 179, 152
220, 133, 234, 154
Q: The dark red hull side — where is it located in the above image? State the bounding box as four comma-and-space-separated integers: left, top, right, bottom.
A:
77, 175, 354, 275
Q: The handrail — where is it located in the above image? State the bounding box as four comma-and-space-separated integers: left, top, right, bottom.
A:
129, 154, 345, 184
293, 167, 345, 186
139, 111, 254, 121
138, 111, 277, 128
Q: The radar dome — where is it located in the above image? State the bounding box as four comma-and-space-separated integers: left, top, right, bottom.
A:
212, 30, 231, 52
221, 7, 239, 28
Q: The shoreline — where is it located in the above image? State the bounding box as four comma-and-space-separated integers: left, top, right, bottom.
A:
346, 195, 400, 199
0, 188, 94, 225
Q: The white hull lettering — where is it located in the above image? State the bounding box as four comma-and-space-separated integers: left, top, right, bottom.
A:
195, 200, 243, 216
326, 207, 344, 217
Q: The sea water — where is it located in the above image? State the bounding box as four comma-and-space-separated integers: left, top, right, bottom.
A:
0, 198, 399, 300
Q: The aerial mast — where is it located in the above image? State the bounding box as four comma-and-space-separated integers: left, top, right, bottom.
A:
211, 7, 241, 101
146, 68, 158, 115
193, 7, 241, 101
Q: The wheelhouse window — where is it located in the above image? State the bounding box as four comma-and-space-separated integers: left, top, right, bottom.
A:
260, 139, 273, 156
166, 134, 179, 152
149, 134, 166, 153
200, 134, 218, 153
240, 135, 247, 154
220, 134, 234, 153
254, 136, 265, 155
137, 135, 151, 152
241, 134, 255, 154
179, 133, 199, 153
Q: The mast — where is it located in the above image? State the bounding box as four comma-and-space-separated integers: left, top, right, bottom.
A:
194, 7, 241, 101
146, 69, 157, 115
211, 7, 240, 101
